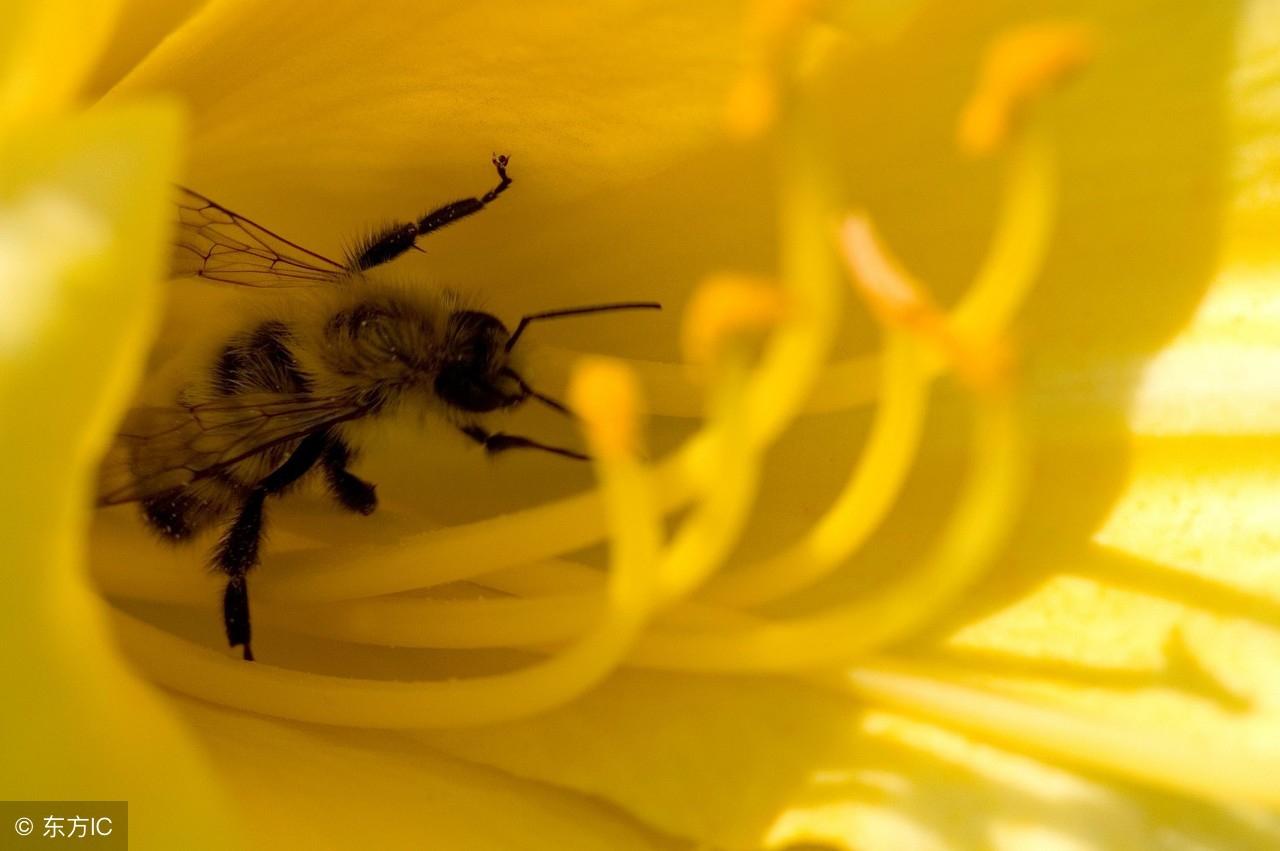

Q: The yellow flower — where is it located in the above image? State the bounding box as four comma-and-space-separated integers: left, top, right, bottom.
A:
5, 0, 1280, 849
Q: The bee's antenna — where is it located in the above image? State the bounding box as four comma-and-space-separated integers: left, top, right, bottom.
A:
501, 368, 576, 418
505, 301, 661, 353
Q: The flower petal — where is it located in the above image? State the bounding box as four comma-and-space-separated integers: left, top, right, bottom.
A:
0, 105, 245, 844
80, 0, 209, 102
865, 0, 1280, 810
170, 696, 674, 850
419, 670, 1280, 849
108, 0, 747, 247
0, 0, 119, 126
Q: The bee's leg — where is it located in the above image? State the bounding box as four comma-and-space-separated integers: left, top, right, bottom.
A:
217, 491, 266, 661
350, 155, 512, 271
213, 430, 331, 661
321, 436, 377, 515
460, 424, 589, 462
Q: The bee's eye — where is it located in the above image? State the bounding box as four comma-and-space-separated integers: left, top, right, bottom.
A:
435, 364, 507, 412
448, 310, 510, 365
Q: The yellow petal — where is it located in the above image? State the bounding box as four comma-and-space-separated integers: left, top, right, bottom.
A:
873, 2, 1280, 809
79, 0, 209, 102
0, 105, 242, 845
108, 0, 746, 242
415, 2, 1276, 844
811, 1, 1234, 361
170, 695, 672, 850
65, 1, 1280, 849
420, 671, 1280, 850
2, 99, 669, 849
913, 433, 1280, 805
1226, 0, 1280, 265
0, 0, 119, 127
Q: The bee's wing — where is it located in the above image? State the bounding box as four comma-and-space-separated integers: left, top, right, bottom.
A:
98, 391, 376, 505
173, 186, 350, 287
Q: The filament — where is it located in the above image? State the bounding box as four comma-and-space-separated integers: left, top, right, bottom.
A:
627, 390, 1025, 671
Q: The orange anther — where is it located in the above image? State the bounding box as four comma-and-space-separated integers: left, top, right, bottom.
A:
958, 22, 1096, 156
568, 357, 644, 459
682, 275, 787, 366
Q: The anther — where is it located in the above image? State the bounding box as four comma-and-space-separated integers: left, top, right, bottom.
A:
838, 215, 1011, 392
682, 275, 787, 367
723, 0, 819, 138
568, 358, 645, 460
958, 22, 1096, 156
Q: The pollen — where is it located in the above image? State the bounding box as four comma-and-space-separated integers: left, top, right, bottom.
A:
958, 22, 1097, 156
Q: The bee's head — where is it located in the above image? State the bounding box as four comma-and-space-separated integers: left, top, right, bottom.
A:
435, 310, 520, 412
435, 301, 662, 415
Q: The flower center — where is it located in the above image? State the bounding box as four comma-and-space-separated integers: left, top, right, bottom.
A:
103, 19, 1098, 733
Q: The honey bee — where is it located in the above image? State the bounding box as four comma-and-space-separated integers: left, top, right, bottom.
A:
97, 156, 659, 661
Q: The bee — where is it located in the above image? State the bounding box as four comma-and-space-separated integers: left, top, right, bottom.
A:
97, 155, 659, 661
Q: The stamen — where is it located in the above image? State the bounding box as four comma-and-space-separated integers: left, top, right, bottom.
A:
629, 390, 1026, 671
568, 356, 644, 461
657, 356, 757, 603
110, 594, 644, 728
481, 559, 604, 595
722, 0, 818, 138
839, 214, 1011, 393
680, 275, 786, 368
733, 113, 844, 448
569, 357, 660, 617
256, 499, 622, 602
958, 22, 1096, 156
951, 124, 1056, 338
261, 593, 599, 649
700, 330, 927, 607
697, 113, 1058, 609
251, 442, 702, 603
239, 576, 754, 650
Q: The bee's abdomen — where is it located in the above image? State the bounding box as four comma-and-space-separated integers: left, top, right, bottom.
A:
137, 321, 315, 542
214, 320, 313, 396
